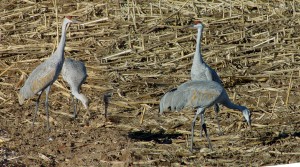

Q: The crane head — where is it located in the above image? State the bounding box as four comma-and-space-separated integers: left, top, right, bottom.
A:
64, 16, 81, 27
242, 108, 251, 129
82, 96, 90, 109
66, 16, 72, 20
192, 20, 204, 29
193, 20, 201, 24
63, 16, 81, 31
64, 16, 73, 24
186, 20, 204, 30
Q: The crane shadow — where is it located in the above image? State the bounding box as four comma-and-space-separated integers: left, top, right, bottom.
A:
128, 130, 182, 144
260, 131, 300, 145
292, 132, 300, 137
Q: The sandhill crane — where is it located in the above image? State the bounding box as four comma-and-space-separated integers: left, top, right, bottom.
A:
159, 80, 251, 151
18, 16, 79, 130
61, 58, 89, 119
190, 20, 223, 134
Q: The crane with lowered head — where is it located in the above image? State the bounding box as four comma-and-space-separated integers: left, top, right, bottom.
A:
61, 58, 89, 119
159, 80, 251, 152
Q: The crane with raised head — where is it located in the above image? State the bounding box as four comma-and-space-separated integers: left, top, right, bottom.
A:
18, 16, 79, 130
190, 20, 223, 134
61, 58, 89, 119
159, 80, 251, 152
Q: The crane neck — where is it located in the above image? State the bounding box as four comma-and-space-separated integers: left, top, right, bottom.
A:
72, 90, 88, 109
56, 20, 69, 57
193, 27, 204, 65
222, 99, 246, 112
221, 96, 250, 126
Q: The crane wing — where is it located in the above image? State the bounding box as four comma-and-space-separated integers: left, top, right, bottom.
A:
160, 80, 223, 112
31, 70, 56, 94
177, 80, 197, 90
176, 80, 223, 108
171, 89, 189, 111
186, 87, 221, 108
28, 64, 57, 95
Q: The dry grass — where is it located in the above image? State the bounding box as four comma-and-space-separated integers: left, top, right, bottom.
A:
0, 0, 300, 166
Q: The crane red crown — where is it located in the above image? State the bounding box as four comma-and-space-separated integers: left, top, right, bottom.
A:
193, 20, 201, 24
66, 16, 72, 19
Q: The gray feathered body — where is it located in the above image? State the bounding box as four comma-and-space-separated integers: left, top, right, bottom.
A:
61, 58, 87, 93
159, 80, 227, 114
19, 50, 64, 104
191, 63, 222, 84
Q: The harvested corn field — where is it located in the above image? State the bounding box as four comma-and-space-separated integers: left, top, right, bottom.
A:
0, 0, 300, 166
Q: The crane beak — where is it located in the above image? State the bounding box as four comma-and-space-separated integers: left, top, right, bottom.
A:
66, 19, 81, 29
83, 108, 90, 125
66, 23, 70, 30
187, 24, 196, 29
71, 19, 81, 24
242, 109, 251, 130
181, 24, 195, 29
248, 120, 252, 130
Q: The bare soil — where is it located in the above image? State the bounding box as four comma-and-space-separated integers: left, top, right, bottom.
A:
0, 0, 300, 166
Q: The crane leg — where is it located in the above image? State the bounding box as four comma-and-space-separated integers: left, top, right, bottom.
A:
75, 98, 78, 117
71, 95, 77, 119
200, 113, 204, 138
190, 108, 204, 152
32, 92, 43, 128
190, 113, 197, 152
103, 94, 110, 120
214, 104, 222, 135
104, 102, 108, 121
45, 86, 51, 130
201, 114, 213, 150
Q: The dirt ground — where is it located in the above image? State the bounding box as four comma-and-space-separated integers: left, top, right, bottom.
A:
0, 0, 300, 166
